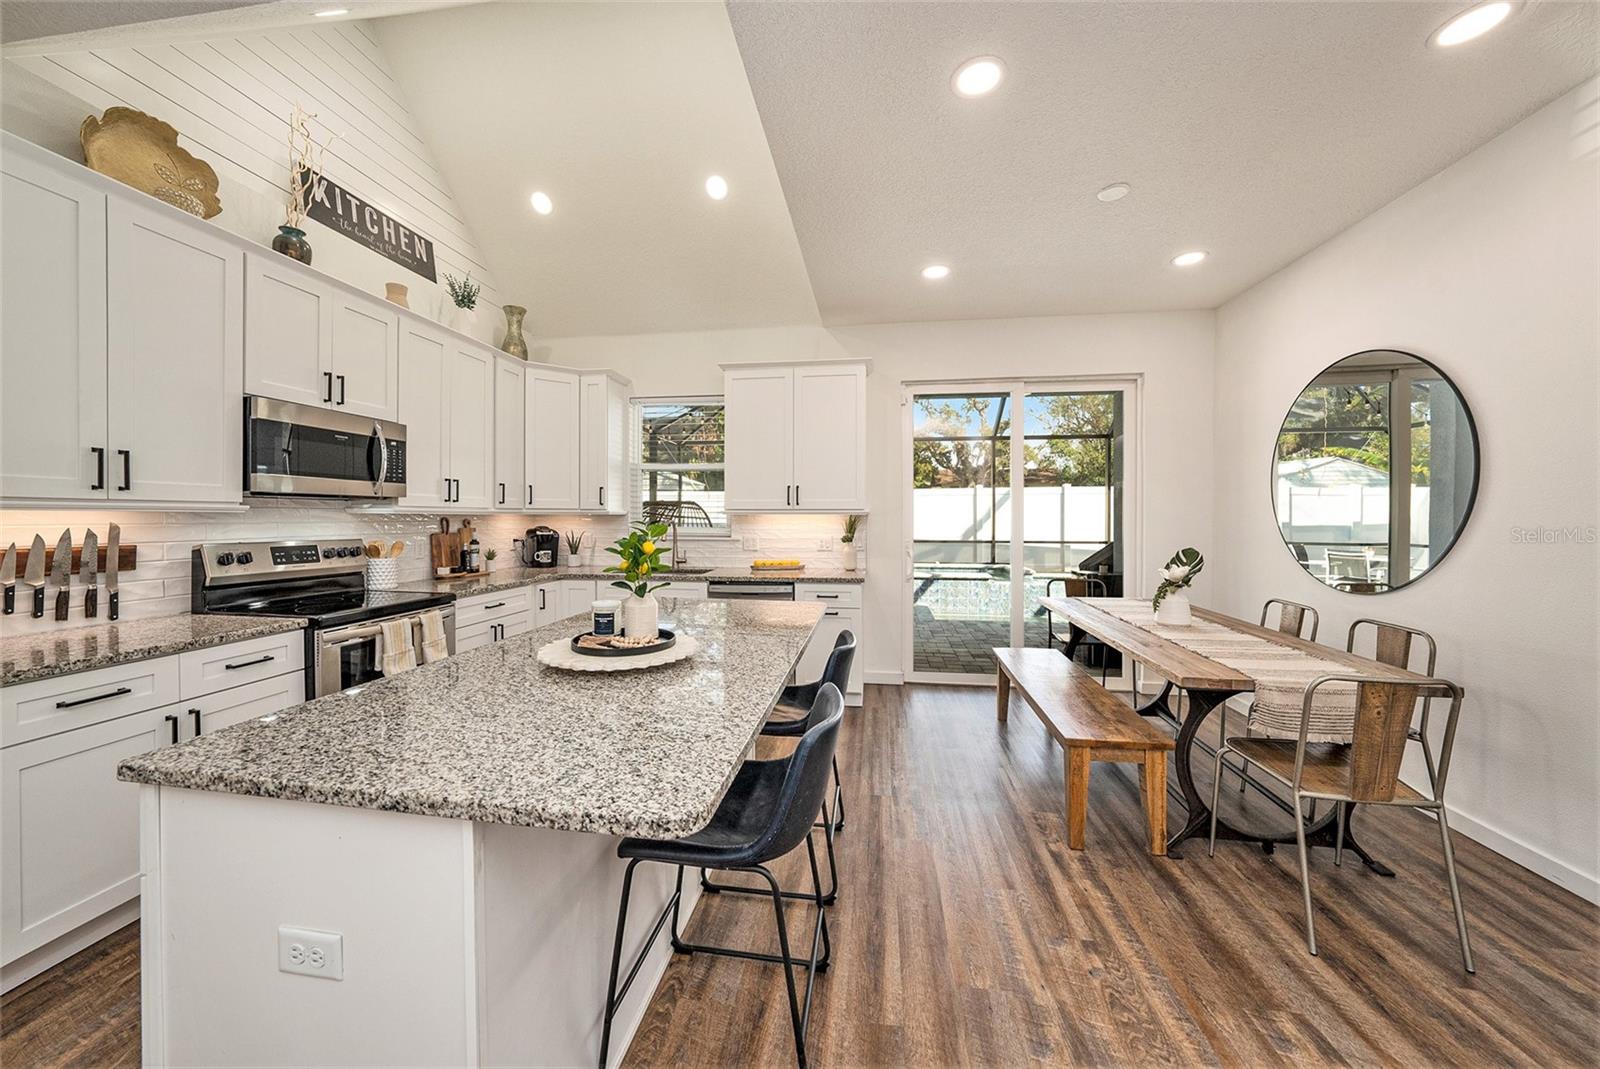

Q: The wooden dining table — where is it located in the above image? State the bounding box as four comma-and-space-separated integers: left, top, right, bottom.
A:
1039, 595, 1452, 871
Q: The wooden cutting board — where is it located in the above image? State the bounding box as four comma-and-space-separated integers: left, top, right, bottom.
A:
430, 529, 459, 573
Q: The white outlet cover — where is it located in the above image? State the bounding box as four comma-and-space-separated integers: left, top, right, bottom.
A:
278, 925, 344, 980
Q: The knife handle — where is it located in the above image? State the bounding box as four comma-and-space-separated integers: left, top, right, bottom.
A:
3, 585, 12, 615
55, 587, 70, 621
85, 587, 98, 619
32, 587, 44, 618
109, 591, 119, 621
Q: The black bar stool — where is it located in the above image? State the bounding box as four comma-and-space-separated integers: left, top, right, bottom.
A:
599, 686, 844, 1069
702, 631, 855, 904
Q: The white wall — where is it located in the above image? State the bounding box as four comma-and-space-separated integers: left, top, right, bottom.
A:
1213, 81, 1600, 901
538, 311, 1218, 682
1, 21, 505, 339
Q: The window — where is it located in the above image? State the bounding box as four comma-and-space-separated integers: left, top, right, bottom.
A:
631, 398, 729, 536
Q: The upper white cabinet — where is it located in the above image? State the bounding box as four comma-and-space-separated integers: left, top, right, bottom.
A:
398, 321, 493, 510
579, 371, 630, 514
525, 366, 579, 512
106, 197, 243, 503
494, 358, 525, 510
244, 253, 399, 422
724, 361, 866, 512
0, 137, 241, 506
0, 145, 107, 502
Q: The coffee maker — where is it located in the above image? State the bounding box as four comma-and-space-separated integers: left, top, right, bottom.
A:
519, 526, 560, 568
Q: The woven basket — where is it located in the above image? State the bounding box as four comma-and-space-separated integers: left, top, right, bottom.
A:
367, 558, 400, 591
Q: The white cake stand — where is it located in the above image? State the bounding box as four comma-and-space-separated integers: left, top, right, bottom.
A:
535, 633, 699, 672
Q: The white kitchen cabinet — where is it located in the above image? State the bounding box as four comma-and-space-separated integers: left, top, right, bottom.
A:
524, 366, 580, 511
579, 372, 630, 514
448, 343, 495, 510
186, 672, 305, 739
106, 197, 243, 504
243, 254, 400, 422
456, 588, 533, 652
494, 358, 525, 510
724, 361, 867, 513
0, 140, 108, 502
555, 579, 599, 621
795, 583, 864, 705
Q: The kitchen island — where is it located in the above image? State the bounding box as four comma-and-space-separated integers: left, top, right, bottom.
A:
117, 598, 824, 1068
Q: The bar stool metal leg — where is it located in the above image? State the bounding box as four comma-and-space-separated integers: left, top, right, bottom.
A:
1293, 791, 1318, 956
1435, 806, 1476, 974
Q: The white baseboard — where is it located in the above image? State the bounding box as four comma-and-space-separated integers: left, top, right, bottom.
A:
864, 670, 903, 686
1, 897, 139, 992
1442, 805, 1599, 905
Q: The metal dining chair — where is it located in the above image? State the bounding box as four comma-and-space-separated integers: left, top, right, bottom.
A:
1348, 618, 1440, 792
1227, 598, 1321, 790
1208, 674, 1474, 973
1044, 575, 1111, 682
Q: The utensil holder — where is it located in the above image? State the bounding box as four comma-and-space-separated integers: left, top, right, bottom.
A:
367, 558, 400, 590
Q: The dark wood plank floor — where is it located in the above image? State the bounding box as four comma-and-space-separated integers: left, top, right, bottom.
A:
4, 683, 1596, 1067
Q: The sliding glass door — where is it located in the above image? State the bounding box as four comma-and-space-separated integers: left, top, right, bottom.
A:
906, 381, 1133, 684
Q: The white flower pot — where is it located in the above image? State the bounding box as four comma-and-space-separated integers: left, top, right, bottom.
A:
445, 304, 477, 335
1154, 590, 1192, 625
842, 544, 857, 571
566, 550, 580, 568
623, 592, 659, 640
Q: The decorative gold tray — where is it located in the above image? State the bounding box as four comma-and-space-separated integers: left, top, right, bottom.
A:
80, 107, 221, 219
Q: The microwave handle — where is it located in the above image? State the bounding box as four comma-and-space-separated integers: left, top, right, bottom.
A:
370, 422, 388, 496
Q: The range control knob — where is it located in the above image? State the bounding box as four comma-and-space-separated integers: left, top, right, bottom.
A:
215, 552, 236, 566
335, 547, 350, 558
236, 552, 254, 565
322, 547, 336, 559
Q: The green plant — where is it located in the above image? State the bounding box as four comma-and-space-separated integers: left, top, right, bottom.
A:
564, 529, 585, 554
484, 547, 497, 562
443, 272, 480, 310
841, 514, 863, 544
1152, 547, 1204, 610
604, 521, 671, 598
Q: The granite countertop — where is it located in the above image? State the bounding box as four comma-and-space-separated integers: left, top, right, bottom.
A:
412, 565, 865, 598
118, 599, 825, 839
1, 615, 307, 687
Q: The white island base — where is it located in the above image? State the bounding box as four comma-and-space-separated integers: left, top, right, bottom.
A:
138, 785, 700, 1068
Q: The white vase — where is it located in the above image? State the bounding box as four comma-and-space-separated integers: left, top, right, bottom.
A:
565, 550, 579, 568
842, 544, 857, 571
623, 593, 659, 640
1154, 590, 1192, 625
445, 304, 476, 335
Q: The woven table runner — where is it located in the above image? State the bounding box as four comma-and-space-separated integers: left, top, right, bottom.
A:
1094, 599, 1358, 742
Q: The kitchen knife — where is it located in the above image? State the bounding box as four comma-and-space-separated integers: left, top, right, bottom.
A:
1, 543, 14, 615
81, 529, 99, 619
105, 523, 121, 621
25, 534, 46, 618
52, 528, 72, 621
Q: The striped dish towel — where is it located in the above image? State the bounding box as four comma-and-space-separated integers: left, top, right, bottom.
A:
419, 610, 450, 664
379, 617, 417, 676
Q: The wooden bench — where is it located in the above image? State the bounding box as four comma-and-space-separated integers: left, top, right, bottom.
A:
994, 648, 1176, 855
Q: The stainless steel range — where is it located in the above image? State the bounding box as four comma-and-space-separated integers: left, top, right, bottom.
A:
191, 539, 455, 697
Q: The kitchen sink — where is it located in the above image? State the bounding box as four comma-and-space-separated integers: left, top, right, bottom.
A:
659, 565, 716, 574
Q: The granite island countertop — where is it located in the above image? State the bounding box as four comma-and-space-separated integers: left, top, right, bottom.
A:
409, 565, 865, 599
1, 615, 307, 687
117, 599, 825, 839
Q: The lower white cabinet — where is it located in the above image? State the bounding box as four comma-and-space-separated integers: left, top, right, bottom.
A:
0, 634, 306, 986
456, 588, 534, 653
795, 584, 864, 705
531, 579, 598, 625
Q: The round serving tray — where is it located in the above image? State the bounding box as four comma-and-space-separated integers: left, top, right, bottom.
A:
570, 628, 676, 657
537, 633, 699, 673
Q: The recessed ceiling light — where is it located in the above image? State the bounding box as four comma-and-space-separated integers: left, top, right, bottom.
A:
705, 175, 729, 200
313, 8, 349, 16
952, 57, 1005, 98
921, 264, 951, 280
1097, 182, 1131, 203
1430, 2, 1514, 47
529, 191, 553, 215
1171, 250, 1207, 267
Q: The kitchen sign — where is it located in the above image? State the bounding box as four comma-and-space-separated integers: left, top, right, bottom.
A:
299, 168, 437, 282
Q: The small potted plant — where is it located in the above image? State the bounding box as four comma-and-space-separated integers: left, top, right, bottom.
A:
604, 521, 672, 639
563, 529, 585, 568
840, 514, 863, 571
1152, 547, 1204, 625
484, 547, 498, 572
443, 272, 480, 334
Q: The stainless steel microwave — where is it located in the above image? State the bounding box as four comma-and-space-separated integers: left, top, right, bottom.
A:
244, 396, 407, 498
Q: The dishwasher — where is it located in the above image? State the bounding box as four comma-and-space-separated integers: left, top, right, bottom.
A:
707, 580, 795, 601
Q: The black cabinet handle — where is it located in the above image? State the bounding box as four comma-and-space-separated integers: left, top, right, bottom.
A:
224, 654, 275, 671
444, 477, 452, 502
336, 374, 346, 405
815, 593, 839, 599
795, 485, 800, 507
526, 483, 533, 506
323, 371, 334, 403
485, 601, 507, 610
166, 713, 179, 744
91, 446, 105, 491
538, 588, 546, 611
599, 485, 605, 508
116, 449, 131, 492
823, 610, 841, 617
452, 478, 460, 501
498, 482, 506, 505
785, 485, 791, 506
190, 707, 202, 736
56, 686, 133, 709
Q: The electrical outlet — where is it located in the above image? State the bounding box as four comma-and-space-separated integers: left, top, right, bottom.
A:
818, 538, 831, 551
741, 535, 760, 551
278, 925, 344, 980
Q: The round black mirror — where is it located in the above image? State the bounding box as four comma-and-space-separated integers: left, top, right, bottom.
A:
1273, 350, 1479, 593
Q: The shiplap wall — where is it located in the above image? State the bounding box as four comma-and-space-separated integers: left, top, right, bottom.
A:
2, 21, 507, 341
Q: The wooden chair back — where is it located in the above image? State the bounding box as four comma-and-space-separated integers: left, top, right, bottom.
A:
1262, 598, 1320, 642
1296, 676, 1464, 804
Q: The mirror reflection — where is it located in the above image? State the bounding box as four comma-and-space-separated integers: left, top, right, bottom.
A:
1273, 350, 1478, 593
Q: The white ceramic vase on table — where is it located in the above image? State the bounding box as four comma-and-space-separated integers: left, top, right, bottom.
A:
624, 593, 659, 639
842, 544, 858, 571
1154, 591, 1192, 626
